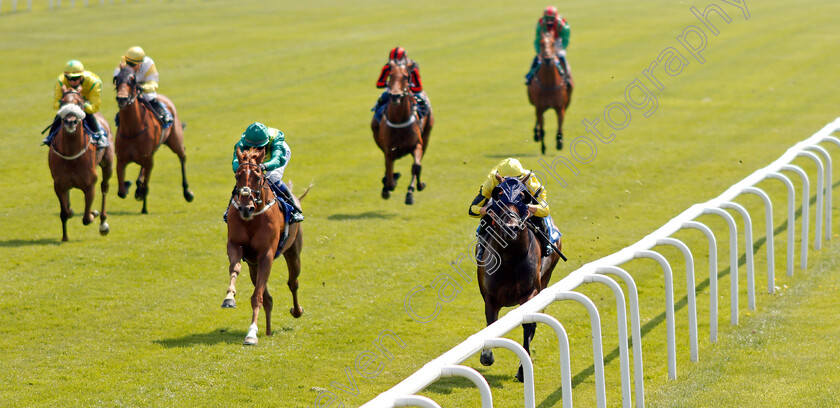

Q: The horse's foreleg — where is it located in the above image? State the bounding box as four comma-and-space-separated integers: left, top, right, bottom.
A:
479, 300, 500, 366
81, 182, 96, 226
55, 184, 71, 242
516, 322, 538, 382
536, 107, 547, 154
246, 252, 273, 344
223, 240, 243, 308
98, 153, 112, 236
555, 106, 566, 150
382, 154, 395, 199
137, 161, 153, 214
116, 157, 128, 199
405, 142, 425, 205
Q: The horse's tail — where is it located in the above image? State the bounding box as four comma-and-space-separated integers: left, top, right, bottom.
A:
298, 181, 314, 201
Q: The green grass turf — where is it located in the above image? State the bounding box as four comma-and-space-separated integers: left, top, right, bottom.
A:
1, 0, 839, 407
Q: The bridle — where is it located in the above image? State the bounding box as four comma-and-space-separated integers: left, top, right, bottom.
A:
52, 90, 90, 161
115, 70, 140, 109
231, 162, 276, 217
385, 64, 418, 129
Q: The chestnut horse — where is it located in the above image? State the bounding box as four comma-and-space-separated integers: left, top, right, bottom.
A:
372, 61, 433, 205
223, 147, 308, 346
48, 88, 114, 241
477, 174, 561, 381
114, 66, 193, 214
528, 30, 573, 154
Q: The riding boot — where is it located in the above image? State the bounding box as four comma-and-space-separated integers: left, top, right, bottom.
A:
525, 56, 539, 85
275, 182, 304, 223
413, 93, 429, 117
222, 187, 236, 223
558, 54, 571, 82
475, 215, 493, 261
84, 114, 108, 149
372, 91, 388, 122
530, 217, 553, 258
150, 98, 174, 128
43, 115, 61, 145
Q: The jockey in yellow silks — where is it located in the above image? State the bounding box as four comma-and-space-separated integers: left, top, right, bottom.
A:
43, 60, 108, 149
469, 158, 557, 258
112, 46, 173, 128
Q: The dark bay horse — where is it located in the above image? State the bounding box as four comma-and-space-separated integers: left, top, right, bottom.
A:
528, 31, 573, 154
372, 61, 434, 205
114, 66, 193, 214
224, 147, 309, 345
48, 88, 114, 241
477, 174, 561, 381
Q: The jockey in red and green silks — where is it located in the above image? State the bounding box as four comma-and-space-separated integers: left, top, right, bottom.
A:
525, 6, 571, 85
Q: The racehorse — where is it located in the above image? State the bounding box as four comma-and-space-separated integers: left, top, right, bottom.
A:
223, 147, 309, 346
527, 30, 573, 154
477, 173, 561, 381
48, 87, 114, 241
372, 61, 434, 205
113, 65, 193, 214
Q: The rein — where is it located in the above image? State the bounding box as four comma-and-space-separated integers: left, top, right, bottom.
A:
231, 162, 276, 217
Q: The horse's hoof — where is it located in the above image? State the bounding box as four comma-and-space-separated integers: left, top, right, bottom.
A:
117, 191, 127, 199
221, 298, 236, 308
480, 349, 495, 366
184, 190, 195, 202
134, 190, 144, 201
515, 365, 524, 383
92, 210, 100, 217
541, 144, 546, 155
82, 215, 93, 226
405, 193, 414, 205
381, 189, 391, 200
417, 182, 426, 191
68, 209, 75, 218
556, 134, 564, 150
290, 306, 303, 318
99, 222, 110, 236
243, 336, 258, 346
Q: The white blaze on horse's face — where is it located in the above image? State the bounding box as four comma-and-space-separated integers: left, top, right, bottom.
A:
62, 116, 79, 133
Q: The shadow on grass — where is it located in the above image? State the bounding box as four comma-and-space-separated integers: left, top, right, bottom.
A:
0, 238, 61, 247
154, 328, 250, 347
326, 211, 396, 221
425, 370, 508, 395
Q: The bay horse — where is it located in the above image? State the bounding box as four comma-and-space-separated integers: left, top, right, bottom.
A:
223, 147, 308, 346
528, 30, 573, 154
372, 61, 434, 205
48, 87, 114, 241
477, 174, 561, 381
114, 65, 193, 214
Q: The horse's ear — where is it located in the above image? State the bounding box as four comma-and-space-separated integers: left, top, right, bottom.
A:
253, 147, 266, 163
520, 171, 533, 183
494, 172, 504, 183
235, 146, 244, 162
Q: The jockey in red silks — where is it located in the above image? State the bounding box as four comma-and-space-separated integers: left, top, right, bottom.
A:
371, 47, 430, 128
525, 6, 571, 85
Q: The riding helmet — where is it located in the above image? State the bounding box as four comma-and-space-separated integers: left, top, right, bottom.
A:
242, 122, 271, 147
544, 6, 558, 18
124, 46, 146, 64
389, 47, 406, 61
64, 60, 85, 78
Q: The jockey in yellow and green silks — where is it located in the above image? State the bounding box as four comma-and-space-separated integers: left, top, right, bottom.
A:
44, 60, 108, 149
468, 158, 559, 259
525, 6, 572, 85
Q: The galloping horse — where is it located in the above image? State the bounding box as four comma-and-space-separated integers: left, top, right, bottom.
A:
223, 147, 308, 346
372, 61, 434, 205
113, 66, 193, 214
48, 88, 114, 241
477, 174, 561, 381
528, 30, 573, 154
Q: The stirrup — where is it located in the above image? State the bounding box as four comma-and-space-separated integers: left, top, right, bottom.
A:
291, 212, 304, 223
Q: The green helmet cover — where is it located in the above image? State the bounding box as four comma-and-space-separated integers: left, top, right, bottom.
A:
242, 122, 270, 147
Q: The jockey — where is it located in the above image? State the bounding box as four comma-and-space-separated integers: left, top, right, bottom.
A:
371, 47, 430, 127
468, 158, 558, 259
227, 122, 304, 223
112, 46, 173, 128
44, 60, 108, 149
525, 6, 571, 85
